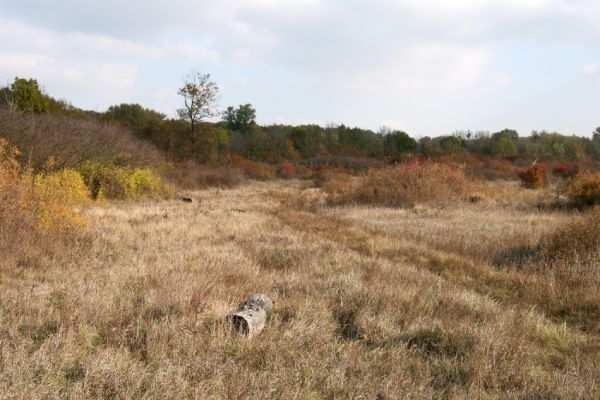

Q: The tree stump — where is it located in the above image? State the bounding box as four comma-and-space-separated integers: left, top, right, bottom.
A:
229, 294, 273, 338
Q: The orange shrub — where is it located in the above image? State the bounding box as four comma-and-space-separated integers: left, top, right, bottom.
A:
278, 162, 296, 178
241, 160, 276, 180
566, 172, 600, 208
325, 159, 471, 207
518, 164, 547, 189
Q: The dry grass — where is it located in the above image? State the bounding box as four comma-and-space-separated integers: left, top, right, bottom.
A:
2, 180, 599, 398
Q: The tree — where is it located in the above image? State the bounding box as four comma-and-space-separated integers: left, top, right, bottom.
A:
491, 129, 519, 158
104, 103, 166, 138
382, 129, 417, 160
223, 104, 256, 132
8, 77, 50, 113
439, 136, 465, 153
177, 71, 219, 144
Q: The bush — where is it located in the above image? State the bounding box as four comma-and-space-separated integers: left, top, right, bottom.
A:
161, 160, 245, 189
278, 162, 295, 178
78, 161, 173, 200
241, 161, 276, 180
0, 138, 90, 259
0, 107, 164, 171
325, 159, 471, 207
518, 164, 547, 189
552, 163, 579, 179
540, 207, 600, 263
566, 172, 600, 208
34, 169, 91, 230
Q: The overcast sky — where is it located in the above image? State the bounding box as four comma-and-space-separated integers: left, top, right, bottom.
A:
1, 0, 599, 136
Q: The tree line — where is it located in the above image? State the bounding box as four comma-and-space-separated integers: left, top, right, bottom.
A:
2, 75, 600, 166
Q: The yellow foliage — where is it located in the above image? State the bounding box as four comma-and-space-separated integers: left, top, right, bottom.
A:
78, 160, 173, 200
0, 138, 90, 237
34, 169, 91, 230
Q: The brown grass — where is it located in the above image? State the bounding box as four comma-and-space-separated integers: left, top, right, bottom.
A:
2, 180, 599, 398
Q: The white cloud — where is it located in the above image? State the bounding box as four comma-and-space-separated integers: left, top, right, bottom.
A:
0, 0, 599, 133
581, 64, 600, 76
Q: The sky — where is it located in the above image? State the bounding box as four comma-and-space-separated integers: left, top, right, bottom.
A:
0, 0, 599, 137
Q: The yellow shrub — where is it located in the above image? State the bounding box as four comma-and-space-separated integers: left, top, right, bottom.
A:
34, 169, 91, 230
0, 138, 90, 239
78, 161, 173, 200
129, 168, 160, 199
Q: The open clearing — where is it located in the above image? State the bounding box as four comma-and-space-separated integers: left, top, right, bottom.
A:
1, 181, 599, 399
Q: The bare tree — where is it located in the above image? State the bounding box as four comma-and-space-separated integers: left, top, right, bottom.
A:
177, 71, 219, 144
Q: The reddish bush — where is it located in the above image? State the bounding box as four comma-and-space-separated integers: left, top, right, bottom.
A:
241, 161, 275, 181
518, 164, 547, 189
552, 163, 579, 179
278, 162, 295, 178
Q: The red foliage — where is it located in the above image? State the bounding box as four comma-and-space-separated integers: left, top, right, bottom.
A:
241, 161, 275, 180
552, 163, 579, 178
518, 164, 547, 189
278, 162, 295, 178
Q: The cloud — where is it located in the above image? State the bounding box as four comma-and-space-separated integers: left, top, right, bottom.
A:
0, 0, 599, 133
581, 64, 600, 76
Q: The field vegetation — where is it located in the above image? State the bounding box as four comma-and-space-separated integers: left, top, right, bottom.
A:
2, 77, 600, 398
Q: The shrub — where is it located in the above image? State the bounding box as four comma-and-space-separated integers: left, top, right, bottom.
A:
539, 208, 600, 263
34, 169, 91, 230
552, 163, 579, 179
566, 172, 600, 208
242, 161, 275, 180
78, 161, 173, 200
518, 164, 547, 189
300, 156, 384, 172
325, 159, 471, 207
278, 162, 295, 178
0, 138, 90, 258
0, 107, 164, 171
162, 160, 245, 189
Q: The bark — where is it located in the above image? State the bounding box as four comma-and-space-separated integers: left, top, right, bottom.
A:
229, 294, 273, 338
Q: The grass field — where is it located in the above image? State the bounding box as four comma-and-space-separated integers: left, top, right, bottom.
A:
1, 180, 599, 399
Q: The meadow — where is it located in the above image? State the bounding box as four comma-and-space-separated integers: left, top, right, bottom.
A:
2, 175, 599, 399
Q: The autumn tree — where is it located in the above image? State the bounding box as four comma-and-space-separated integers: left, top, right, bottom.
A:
177, 71, 218, 144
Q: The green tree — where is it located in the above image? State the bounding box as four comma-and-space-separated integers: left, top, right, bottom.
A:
439, 136, 465, 153
8, 77, 50, 113
177, 71, 219, 144
104, 103, 166, 138
290, 125, 325, 158
223, 104, 256, 132
382, 129, 417, 160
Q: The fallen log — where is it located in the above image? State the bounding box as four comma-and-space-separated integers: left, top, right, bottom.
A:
228, 294, 273, 338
